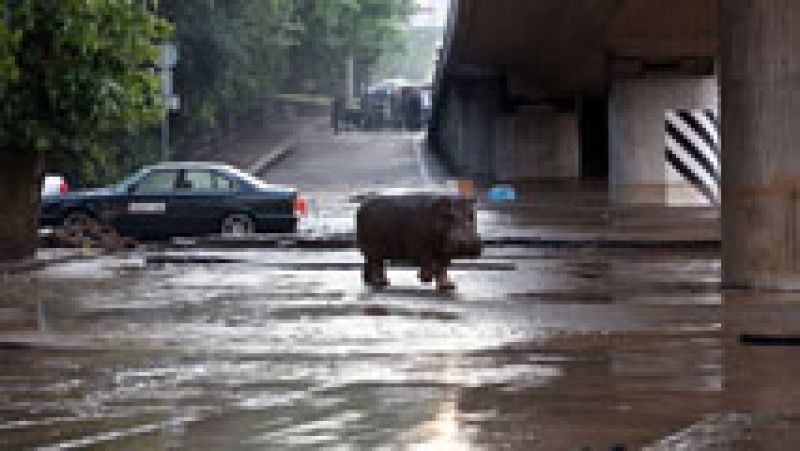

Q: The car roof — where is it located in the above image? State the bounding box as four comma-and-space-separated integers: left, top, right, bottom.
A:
145, 161, 236, 171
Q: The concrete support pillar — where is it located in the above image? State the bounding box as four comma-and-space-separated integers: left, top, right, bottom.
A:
453, 88, 473, 175
437, 82, 498, 180
461, 86, 496, 180
436, 85, 462, 172
554, 112, 581, 178
493, 115, 516, 180
437, 84, 580, 183
609, 77, 718, 204
721, 0, 800, 289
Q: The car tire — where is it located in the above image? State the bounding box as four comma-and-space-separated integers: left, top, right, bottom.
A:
220, 213, 255, 237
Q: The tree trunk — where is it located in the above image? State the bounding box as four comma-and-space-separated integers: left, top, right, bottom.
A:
0, 150, 44, 261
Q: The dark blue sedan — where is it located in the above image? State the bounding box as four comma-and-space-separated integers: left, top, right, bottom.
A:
40, 162, 304, 238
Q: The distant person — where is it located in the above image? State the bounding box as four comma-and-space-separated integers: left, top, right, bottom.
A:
405, 90, 422, 131
331, 97, 344, 135
420, 87, 433, 127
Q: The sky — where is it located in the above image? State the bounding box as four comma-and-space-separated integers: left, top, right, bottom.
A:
411, 0, 449, 28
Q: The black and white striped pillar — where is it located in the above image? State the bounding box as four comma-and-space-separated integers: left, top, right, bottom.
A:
665, 109, 720, 205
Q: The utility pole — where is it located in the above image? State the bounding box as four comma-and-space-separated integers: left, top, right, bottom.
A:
345, 54, 355, 104
160, 91, 170, 161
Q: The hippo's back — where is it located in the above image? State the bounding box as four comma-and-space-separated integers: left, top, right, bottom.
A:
356, 195, 443, 259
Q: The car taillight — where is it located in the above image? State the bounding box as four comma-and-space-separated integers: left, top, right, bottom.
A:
293, 195, 308, 216
59, 179, 69, 194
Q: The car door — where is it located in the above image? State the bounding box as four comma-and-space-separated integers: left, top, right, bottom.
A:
167, 169, 240, 235
120, 169, 179, 237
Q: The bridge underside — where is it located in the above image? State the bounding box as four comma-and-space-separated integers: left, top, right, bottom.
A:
431, 0, 800, 290
446, 0, 717, 99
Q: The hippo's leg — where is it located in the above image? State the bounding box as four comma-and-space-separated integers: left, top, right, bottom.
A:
362, 251, 376, 283
418, 257, 435, 283
434, 260, 455, 292
364, 254, 389, 288
373, 257, 389, 287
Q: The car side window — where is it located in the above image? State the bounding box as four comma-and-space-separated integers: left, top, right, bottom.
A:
182, 170, 238, 193
133, 170, 178, 194
212, 172, 238, 192
182, 170, 212, 191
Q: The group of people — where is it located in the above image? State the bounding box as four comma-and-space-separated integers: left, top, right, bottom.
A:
331, 83, 432, 134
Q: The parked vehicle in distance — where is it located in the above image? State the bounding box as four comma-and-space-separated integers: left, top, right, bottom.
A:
40, 162, 305, 238
41, 174, 69, 197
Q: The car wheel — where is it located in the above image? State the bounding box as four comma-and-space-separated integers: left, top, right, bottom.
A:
220, 213, 255, 237
63, 210, 91, 229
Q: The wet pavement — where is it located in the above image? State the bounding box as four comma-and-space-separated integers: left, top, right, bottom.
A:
0, 246, 728, 450
2, 131, 800, 449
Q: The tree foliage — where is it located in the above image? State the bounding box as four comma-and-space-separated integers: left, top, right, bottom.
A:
0, 0, 417, 185
0, 20, 20, 92
160, 0, 299, 141
372, 25, 442, 83
0, 0, 171, 161
0, 0, 171, 261
160, 0, 414, 151
288, 0, 414, 93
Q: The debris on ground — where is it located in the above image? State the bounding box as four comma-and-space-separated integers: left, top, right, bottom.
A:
42, 217, 137, 251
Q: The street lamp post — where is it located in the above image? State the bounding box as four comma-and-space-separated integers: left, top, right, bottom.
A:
158, 43, 179, 161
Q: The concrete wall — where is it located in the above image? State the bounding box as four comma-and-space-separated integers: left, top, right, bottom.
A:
437, 86, 464, 173
609, 76, 718, 204
435, 81, 581, 183
555, 113, 581, 178
436, 83, 497, 180
493, 110, 580, 181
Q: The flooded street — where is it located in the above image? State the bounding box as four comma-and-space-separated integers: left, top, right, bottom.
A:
3, 131, 799, 450
9, 0, 800, 448
0, 246, 729, 450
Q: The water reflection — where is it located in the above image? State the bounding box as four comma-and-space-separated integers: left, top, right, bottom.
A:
7, 247, 794, 449
36, 299, 46, 332
412, 400, 476, 450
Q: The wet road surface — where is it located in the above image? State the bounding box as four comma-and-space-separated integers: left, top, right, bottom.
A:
3, 131, 800, 449
0, 246, 732, 450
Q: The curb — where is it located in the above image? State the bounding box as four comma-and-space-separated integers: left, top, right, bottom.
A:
247, 118, 325, 176
0, 250, 105, 275
166, 235, 721, 251
248, 142, 296, 175
36, 234, 721, 252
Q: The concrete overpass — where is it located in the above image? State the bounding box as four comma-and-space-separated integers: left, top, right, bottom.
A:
430, 0, 800, 290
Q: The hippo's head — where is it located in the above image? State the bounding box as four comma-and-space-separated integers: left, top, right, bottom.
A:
434, 197, 482, 258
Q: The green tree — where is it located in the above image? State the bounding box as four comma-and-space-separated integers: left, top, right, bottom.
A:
159, 0, 298, 148
155, 0, 413, 155
372, 25, 442, 83
0, 19, 19, 92
288, 0, 414, 94
24, 0, 416, 192
0, 0, 170, 261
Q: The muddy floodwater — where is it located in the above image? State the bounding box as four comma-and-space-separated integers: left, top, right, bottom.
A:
3, 129, 800, 450
2, 246, 797, 450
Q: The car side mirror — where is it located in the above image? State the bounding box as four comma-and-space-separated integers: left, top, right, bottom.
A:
127, 184, 138, 194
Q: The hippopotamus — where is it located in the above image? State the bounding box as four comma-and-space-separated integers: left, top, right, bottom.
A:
356, 194, 482, 291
